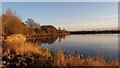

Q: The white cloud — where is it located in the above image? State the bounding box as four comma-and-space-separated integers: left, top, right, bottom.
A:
40, 15, 118, 31
101, 15, 118, 20
56, 18, 118, 31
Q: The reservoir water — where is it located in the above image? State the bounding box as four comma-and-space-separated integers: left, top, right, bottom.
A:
40, 34, 118, 60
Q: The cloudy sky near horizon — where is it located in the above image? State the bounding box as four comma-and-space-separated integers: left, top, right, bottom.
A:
2, 2, 118, 31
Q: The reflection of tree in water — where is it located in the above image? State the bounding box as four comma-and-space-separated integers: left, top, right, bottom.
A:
27, 35, 67, 44
27, 36, 58, 44
41, 36, 58, 44
58, 35, 66, 42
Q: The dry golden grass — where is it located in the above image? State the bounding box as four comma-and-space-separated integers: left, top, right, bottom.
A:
3, 42, 119, 66
2, 34, 119, 66
3, 41, 52, 59
52, 52, 118, 66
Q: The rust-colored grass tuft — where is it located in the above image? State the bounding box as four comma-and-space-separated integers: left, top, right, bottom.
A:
2, 34, 119, 66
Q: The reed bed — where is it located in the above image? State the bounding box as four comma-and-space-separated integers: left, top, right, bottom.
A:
1, 34, 119, 67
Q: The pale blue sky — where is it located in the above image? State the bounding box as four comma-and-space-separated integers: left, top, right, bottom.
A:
1, 0, 120, 2
0, 2, 2, 15
2, 2, 118, 31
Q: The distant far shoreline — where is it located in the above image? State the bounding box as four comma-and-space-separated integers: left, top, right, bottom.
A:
69, 30, 120, 34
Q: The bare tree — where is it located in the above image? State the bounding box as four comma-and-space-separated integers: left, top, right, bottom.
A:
25, 19, 41, 29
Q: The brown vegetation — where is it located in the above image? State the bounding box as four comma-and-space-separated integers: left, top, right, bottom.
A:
2, 9, 70, 37
41, 25, 58, 34
2, 9, 35, 36
0, 16, 2, 35
1, 9, 118, 67
1, 34, 119, 67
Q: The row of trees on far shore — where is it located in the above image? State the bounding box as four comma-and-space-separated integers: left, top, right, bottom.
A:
70, 30, 120, 34
2, 9, 69, 37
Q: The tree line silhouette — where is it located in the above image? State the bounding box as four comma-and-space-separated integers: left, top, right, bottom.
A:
70, 30, 120, 34
2, 9, 69, 37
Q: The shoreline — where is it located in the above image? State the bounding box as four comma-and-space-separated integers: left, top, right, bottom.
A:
70, 30, 120, 34
1, 34, 119, 67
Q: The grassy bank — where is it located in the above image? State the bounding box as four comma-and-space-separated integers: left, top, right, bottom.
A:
1, 34, 119, 67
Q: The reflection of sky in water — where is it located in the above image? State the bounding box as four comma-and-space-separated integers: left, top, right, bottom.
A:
41, 34, 118, 59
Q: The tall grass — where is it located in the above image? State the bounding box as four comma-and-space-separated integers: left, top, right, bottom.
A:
2, 34, 119, 66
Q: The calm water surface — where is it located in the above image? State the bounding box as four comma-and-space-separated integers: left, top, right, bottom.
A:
41, 34, 118, 59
